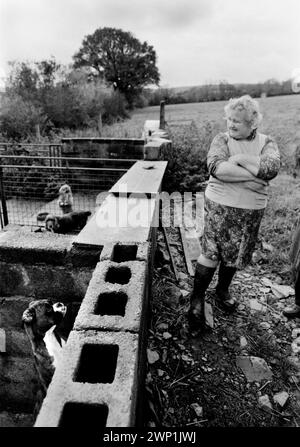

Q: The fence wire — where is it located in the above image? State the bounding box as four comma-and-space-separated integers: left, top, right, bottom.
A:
0, 144, 138, 229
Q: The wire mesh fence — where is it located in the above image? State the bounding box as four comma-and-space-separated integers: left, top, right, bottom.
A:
0, 142, 141, 229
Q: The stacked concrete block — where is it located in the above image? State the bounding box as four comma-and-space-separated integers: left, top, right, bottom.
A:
143, 119, 172, 161
0, 231, 100, 424
35, 330, 140, 427
0, 231, 99, 300
35, 239, 152, 426
34, 236, 154, 427
0, 294, 40, 415
0, 123, 170, 427
74, 260, 147, 333
61, 137, 146, 190
33, 132, 168, 427
99, 241, 150, 263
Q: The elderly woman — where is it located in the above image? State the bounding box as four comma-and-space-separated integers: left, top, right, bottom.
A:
188, 95, 280, 328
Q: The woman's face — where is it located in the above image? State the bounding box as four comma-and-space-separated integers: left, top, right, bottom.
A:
226, 109, 254, 139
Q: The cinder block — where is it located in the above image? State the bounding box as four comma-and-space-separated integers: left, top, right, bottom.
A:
26, 265, 91, 302
100, 241, 150, 263
73, 260, 148, 333
143, 139, 171, 161
0, 263, 33, 296
0, 356, 36, 383
0, 231, 72, 265
66, 244, 103, 268
35, 330, 140, 427
4, 329, 32, 357
143, 141, 161, 160
0, 384, 36, 413
0, 356, 38, 412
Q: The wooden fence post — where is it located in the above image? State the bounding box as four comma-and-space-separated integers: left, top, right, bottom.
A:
159, 100, 165, 130
98, 113, 102, 136
35, 124, 41, 142
0, 166, 8, 226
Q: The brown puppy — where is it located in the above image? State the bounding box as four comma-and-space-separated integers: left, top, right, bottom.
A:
58, 184, 73, 214
45, 210, 91, 234
22, 300, 67, 412
36, 210, 91, 234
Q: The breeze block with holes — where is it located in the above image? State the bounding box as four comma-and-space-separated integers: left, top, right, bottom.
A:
73, 260, 148, 333
34, 330, 139, 427
99, 241, 150, 263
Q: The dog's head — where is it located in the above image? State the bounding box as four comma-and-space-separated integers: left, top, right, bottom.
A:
45, 215, 60, 232
58, 184, 73, 206
22, 300, 67, 339
59, 184, 71, 195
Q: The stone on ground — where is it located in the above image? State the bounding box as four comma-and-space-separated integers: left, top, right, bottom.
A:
236, 356, 273, 382
258, 395, 273, 412
205, 302, 214, 329
249, 299, 266, 312
191, 403, 203, 417
273, 391, 289, 408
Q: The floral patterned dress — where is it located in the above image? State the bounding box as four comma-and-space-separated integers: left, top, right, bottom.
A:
201, 131, 280, 269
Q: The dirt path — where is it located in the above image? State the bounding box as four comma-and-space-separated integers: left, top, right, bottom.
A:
145, 204, 300, 427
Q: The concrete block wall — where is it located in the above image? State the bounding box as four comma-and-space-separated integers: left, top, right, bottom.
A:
0, 231, 99, 300
34, 166, 161, 427
61, 137, 146, 190
143, 120, 172, 162
35, 238, 153, 427
35, 330, 140, 427
74, 259, 148, 333
0, 231, 102, 419
0, 120, 169, 427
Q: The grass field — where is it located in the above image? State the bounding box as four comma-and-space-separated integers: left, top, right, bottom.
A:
132, 94, 300, 165
100, 94, 300, 172
83, 94, 300, 166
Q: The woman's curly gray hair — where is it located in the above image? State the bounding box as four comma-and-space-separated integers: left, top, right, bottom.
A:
224, 95, 263, 129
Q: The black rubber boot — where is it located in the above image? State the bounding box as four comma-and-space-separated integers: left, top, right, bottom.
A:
216, 263, 237, 312
283, 272, 300, 318
188, 263, 216, 329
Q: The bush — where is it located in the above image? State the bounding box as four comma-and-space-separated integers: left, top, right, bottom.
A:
0, 96, 46, 140
163, 120, 215, 193
0, 61, 131, 139
102, 91, 129, 124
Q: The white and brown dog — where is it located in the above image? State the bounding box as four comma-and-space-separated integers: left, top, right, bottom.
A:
22, 300, 67, 400
58, 184, 73, 214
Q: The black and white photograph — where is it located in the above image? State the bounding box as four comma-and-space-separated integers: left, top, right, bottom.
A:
0, 0, 300, 437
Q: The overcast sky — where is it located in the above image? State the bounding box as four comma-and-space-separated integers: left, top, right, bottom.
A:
0, 0, 299, 88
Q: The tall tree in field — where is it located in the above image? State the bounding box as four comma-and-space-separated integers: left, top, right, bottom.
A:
73, 27, 160, 106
